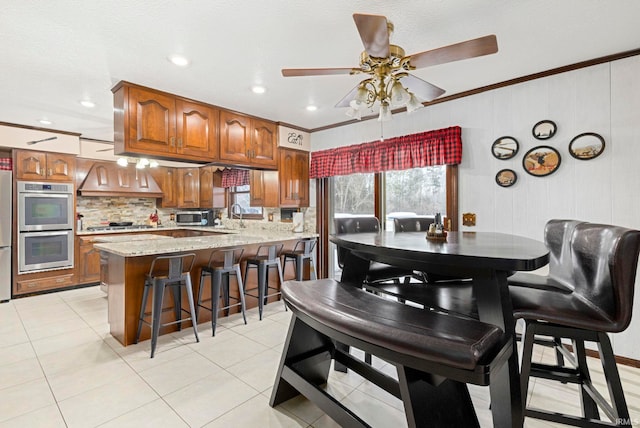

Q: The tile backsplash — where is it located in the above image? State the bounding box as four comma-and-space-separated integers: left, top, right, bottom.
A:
76, 196, 316, 232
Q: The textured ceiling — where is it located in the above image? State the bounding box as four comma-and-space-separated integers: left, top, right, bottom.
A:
1, 0, 639, 142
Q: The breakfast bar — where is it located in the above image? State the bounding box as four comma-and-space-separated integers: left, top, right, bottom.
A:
95, 231, 317, 346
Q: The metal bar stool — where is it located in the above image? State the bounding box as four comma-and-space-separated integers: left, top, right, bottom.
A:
197, 247, 247, 336
243, 243, 285, 320
282, 237, 317, 281
135, 253, 199, 358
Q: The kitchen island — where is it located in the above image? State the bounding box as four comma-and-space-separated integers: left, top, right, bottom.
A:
95, 231, 317, 346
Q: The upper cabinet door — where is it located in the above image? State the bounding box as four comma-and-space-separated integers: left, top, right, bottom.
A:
46, 153, 76, 181
177, 168, 200, 208
250, 119, 278, 168
175, 100, 219, 160
15, 150, 47, 180
126, 87, 176, 153
15, 150, 75, 181
219, 111, 251, 164
279, 149, 309, 207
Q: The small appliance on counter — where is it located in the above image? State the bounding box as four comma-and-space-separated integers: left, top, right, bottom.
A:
175, 209, 214, 226
292, 212, 304, 233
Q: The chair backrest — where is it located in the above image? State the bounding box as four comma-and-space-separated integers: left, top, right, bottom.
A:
148, 253, 196, 280
256, 243, 284, 261
569, 223, 640, 332
394, 216, 435, 232
544, 219, 585, 287
333, 216, 380, 234
333, 217, 380, 268
293, 237, 317, 255
207, 247, 244, 270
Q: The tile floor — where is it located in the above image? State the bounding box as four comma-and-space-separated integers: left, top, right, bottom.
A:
1, 285, 639, 427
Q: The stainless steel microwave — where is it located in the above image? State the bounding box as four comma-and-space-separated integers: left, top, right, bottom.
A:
175, 210, 214, 226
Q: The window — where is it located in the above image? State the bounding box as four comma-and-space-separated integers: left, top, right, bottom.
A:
384, 166, 446, 230
228, 184, 263, 219
333, 173, 375, 218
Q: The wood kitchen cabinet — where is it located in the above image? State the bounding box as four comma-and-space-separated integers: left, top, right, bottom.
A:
199, 166, 226, 208
14, 150, 75, 181
219, 111, 277, 169
151, 167, 178, 208
152, 167, 200, 208
177, 168, 200, 208
249, 169, 279, 207
112, 82, 219, 163
279, 148, 309, 207
77, 235, 103, 284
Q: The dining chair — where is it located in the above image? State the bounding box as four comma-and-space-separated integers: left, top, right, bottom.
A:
334, 216, 414, 285
510, 222, 640, 427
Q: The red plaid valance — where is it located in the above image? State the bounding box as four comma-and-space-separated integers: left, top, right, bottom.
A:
221, 168, 250, 188
310, 126, 462, 179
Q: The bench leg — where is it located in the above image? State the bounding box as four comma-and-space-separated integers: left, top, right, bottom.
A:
397, 366, 480, 428
270, 315, 334, 407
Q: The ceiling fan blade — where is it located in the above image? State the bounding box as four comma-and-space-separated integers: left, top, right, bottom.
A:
401, 74, 446, 102
282, 67, 355, 77
334, 84, 361, 108
353, 13, 390, 58
408, 34, 498, 69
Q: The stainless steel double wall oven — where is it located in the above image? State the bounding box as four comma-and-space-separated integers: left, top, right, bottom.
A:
17, 181, 74, 273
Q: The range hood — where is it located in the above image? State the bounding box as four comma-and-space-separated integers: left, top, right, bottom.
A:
78, 162, 163, 197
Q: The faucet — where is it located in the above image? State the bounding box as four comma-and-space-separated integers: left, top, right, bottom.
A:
230, 203, 245, 228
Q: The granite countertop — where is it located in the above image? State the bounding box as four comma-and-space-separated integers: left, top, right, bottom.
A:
94, 231, 318, 257
93, 234, 174, 243
76, 226, 238, 236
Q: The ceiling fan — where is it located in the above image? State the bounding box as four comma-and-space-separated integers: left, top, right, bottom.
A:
282, 13, 498, 120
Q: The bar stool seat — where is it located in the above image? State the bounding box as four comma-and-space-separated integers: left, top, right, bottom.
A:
197, 247, 247, 336
282, 237, 317, 281
135, 253, 199, 358
243, 243, 285, 320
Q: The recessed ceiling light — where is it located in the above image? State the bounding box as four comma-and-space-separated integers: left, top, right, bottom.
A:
251, 85, 266, 94
80, 100, 95, 108
39, 119, 52, 125
306, 105, 318, 112
168, 54, 190, 67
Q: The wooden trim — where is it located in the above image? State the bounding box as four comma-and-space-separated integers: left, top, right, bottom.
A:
582, 348, 640, 369
316, 177, 330, 279
446, 165, 459, 231
309, 47, 640, 134
0, 121, 81, 136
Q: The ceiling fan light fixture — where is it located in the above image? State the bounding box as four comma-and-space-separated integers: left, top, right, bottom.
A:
390, 79, 410, 106
346, 106, 362, 120
378, 102, 392, 122
406, 93, 424, 113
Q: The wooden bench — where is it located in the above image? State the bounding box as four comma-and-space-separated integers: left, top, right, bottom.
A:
269, 279, 512, 428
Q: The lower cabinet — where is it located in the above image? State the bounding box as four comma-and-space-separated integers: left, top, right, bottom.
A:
77, 235, 103, 285
15, 272, 76, 295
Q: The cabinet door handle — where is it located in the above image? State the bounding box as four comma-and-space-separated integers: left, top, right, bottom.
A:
177, 138, 182, 148
47, 169, 52, 176
170, 137, 175, 147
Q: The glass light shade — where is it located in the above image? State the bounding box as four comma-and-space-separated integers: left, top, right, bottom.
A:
378, 103, 392, 122
346, 106, 362, 120
354, 86, 370, 104
406, 93, 424, 113
390, 80, 410, 106
117, 157, 128, 167
149, 160, 159, 168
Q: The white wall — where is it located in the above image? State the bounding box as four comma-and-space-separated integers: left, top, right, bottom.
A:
311, 55, 640, 359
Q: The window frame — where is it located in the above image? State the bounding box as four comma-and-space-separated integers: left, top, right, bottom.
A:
227, 185, 264, 220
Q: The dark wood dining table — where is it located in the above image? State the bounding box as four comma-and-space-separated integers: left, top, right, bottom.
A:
330, 230, 549, 428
